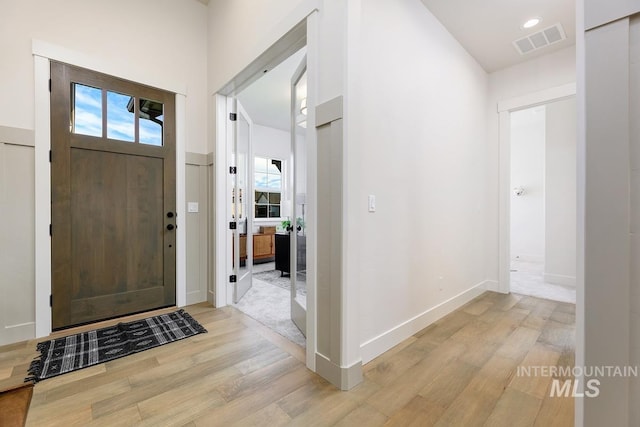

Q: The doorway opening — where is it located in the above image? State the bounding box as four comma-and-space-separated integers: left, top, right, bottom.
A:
226, 45, 309, 348
505, 95, 576, 304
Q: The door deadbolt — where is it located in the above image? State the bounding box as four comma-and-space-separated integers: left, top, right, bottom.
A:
166, 224, 175, 231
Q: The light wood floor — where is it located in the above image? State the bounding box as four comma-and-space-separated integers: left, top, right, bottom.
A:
0, 291, 575, 426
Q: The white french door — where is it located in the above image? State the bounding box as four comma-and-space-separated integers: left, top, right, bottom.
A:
233, 100, 254, 303
290, 55, 307, 336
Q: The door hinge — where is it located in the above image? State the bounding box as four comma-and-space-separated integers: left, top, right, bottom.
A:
49, 294, 53, 307
48, 79, 52, 93
229, 275, 237, 283
229, 113, 237, 121
229, 221, 237, 230
49, 224, 52, 236
229, 166, 237, 174
49, 150, 52, 163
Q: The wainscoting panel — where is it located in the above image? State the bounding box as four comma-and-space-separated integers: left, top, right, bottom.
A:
0, 128, 36, 345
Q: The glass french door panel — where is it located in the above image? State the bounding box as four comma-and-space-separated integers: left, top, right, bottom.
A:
294, 73, 308, 308
291, 55, 307, 337
233, 103, 252, 303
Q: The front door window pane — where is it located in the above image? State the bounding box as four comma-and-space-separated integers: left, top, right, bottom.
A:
72, 83, 102, 137
139, 98, 163, 146
107, 91, 135, 142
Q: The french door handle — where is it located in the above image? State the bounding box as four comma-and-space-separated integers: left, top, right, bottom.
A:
167, 224, 175, 231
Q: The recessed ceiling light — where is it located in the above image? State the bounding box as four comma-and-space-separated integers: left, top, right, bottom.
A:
522, 17, 542, 29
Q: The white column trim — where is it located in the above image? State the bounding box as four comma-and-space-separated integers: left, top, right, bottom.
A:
176, 94, 187, 307
214, 94, 229, 308
34, 55, 52, 338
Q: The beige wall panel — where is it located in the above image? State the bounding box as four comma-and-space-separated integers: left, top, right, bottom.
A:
584, 18, 630, 426
185, 161, 208, 305
0, 143, 35, 345
629, 15, 640, 426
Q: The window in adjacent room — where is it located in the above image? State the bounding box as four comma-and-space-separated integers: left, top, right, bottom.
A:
254, 157, 282, 218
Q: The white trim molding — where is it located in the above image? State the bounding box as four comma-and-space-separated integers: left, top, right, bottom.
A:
176, 94, 187, 307
498, 82, 577, 113
34, 55, 52, 338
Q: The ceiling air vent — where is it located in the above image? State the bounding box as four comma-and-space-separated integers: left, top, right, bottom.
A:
513, 23, 567, 55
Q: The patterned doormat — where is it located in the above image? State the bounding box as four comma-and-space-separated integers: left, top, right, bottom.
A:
27, 310, 206, 383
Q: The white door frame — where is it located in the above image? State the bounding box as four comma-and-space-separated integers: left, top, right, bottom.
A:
214, 10, 319, 371
497, 82, 576, 294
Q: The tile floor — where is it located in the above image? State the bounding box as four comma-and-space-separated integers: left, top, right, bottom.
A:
510, 259, 576, 304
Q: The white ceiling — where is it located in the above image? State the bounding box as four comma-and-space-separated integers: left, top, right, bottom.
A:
420, 0, 575, 73
237, 47, 306, 132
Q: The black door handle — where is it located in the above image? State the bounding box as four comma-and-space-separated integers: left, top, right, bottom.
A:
286, 225, 293, 232
167, 212, 175, 218
167, 224, 175, 231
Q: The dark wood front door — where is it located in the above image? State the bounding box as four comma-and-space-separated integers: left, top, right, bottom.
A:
50, 62, 176, 330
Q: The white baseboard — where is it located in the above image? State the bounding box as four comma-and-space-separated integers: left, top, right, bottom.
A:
1, 322, 35, 346
544, 273, 576, 287
360, 281, 489, 365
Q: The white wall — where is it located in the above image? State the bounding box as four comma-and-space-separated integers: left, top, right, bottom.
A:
207, 0, 310, 94
349, 0, 489, 362
253, 124, 292, 160
487, 46, 576, 283
510, 107, 546, 263
0, 0, 209, 154
544, 97, 577, 286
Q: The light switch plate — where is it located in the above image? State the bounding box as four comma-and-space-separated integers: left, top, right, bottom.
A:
187, 202, 199, 213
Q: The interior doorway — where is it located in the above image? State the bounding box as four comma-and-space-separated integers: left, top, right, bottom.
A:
226, 46, 309, 347
214, 14, 317, 370
504, 94, 576, 303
